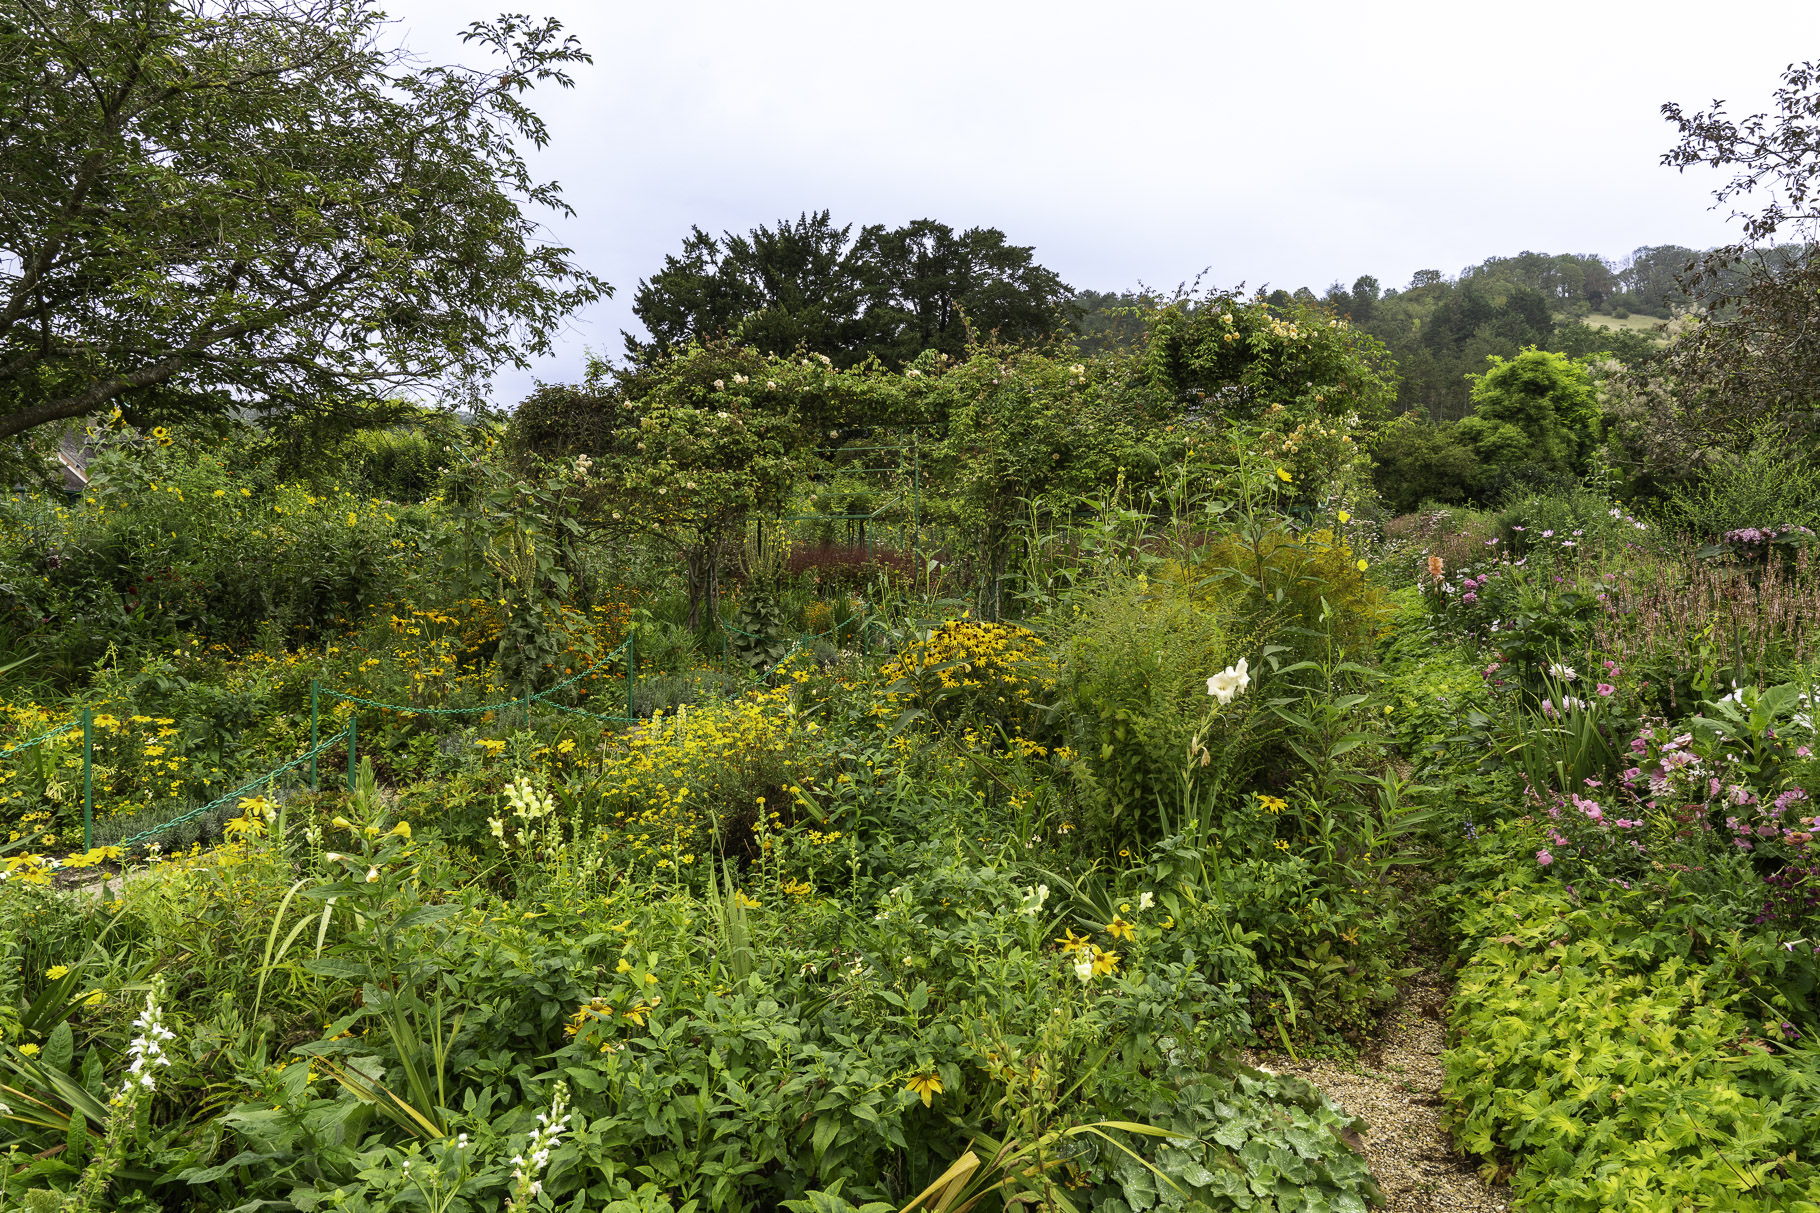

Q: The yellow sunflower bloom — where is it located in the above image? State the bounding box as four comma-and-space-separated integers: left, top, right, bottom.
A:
905, 1071, 944, 1107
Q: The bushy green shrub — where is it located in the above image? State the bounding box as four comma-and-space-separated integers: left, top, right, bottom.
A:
1369, 412, 1481, 514
1662, 431, 1820, 540
1455, 348, 1600, 487
1193, 528, 1387, 662
1056, 574, 1251, 849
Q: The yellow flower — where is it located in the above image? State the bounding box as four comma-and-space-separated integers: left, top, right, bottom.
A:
1337, 510, 1351, 523
347, 513, 358, 527
616, 957, 633, 974
905, 1071, 944, 1107
734, 890, 761, 909
18, 1043, 38, 1057
332, 816, 353, 831
556, 739, 576, 754
45, 964, 70, 980
1274, 839, 1289, 851
1104, 915, 1136, 942
1276, 468, 1292, 482
1054, 927, 1090, 955
1090, 946, 1120, 976
1356, 559, 1369, 572
389, 821, 411, 840
151, 426, 169, 439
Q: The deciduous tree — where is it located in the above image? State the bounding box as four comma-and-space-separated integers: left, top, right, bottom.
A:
0, 0, 606, 442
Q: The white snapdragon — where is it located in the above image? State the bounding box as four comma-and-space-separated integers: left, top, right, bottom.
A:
123, 986, 175, 1094
505, 1080, 572, 1212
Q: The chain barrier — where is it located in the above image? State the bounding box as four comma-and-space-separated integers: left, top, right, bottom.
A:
0, 720, 76, 758
313, 637, 636, 727
5, 614, 901, 860
107, 721, 357, 852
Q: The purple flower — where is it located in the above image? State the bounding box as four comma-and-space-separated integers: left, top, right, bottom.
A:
1541, 530, 1554, 538
1461, 591, 1478, 604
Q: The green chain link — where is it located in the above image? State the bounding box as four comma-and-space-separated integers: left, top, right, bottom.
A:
0, 720, 76, 758
112, 723, 355, 851
320, 639, 631, 717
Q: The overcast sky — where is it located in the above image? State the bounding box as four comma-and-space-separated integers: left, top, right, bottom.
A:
378, 0, 1820, 405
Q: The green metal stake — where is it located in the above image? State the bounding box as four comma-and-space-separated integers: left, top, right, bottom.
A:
310, 680, 319, 792
346, 715, 358, 795
81, 708, 93, 853
626, 634, 636, 720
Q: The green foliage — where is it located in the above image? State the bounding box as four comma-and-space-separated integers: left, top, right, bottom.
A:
625, 212, 1076, 368
1454, 347, 1600, 484
1057, 575, 1247, 849
1445, 873, 1820, 1211
1144, 292, 1398, 426
929, 347, 1171, 604
1368, 412, 1481, 513
1662, 428, 1820, 539
0, 432, 433, 677
0, 1, 605, 443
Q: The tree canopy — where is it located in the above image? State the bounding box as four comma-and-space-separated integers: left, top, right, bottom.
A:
1646, 61, 1820, 452
0, 0, 606, 443
1455, 347, 1600, 483
624, 212, 1076, 368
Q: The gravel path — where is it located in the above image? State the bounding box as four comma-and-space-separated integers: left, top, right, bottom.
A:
1246, 967, 1510, 1213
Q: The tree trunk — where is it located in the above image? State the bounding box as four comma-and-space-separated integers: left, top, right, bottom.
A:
684, 544, 712, 632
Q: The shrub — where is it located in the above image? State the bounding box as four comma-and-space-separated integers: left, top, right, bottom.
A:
1661, 430, 1820, 540
784, 543, 914, 595
1455, 347, 1601, 484
877, 617, 1056, 744
578, 684, 835, 870
1195, 528, 1387, 662
1057, 575, 1250, 848
1369, 412, 1481, 514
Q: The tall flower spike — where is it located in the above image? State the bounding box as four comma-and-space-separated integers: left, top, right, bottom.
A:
505, 1080, 572, 1212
